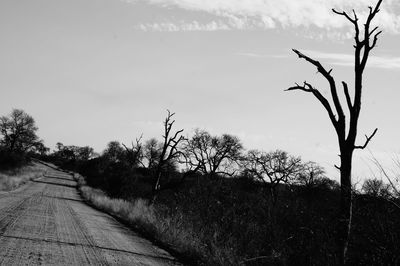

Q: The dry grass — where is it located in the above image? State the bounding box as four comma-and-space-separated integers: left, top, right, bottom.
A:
0, 161, 48, 191
78, 185, 205, 264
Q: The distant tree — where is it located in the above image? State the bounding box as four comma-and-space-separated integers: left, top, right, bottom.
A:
102, 141, 125, 163
53, 143, 95, 162
122, 136, 145, 168
144, 138, 161, 169
182, 129, 243, 176
76, 146, 95, 161
362, 178, 392, 199
33, 142, 50, 156
243, 149, 302, 203
286, 1, 383, 262
56, 142, 64, 152
0, 109, 43, 153
296, 161, 326, 189
370, 153, 400, 198
153, 110, 185, 198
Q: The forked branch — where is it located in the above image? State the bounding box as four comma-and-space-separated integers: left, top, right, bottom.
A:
332, 8, 360, 43
291, 49, 344, 123
286, 82, 338, 129
354, 128, 378, 149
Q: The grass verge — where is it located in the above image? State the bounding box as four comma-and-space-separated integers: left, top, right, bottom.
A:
76, 177, 204, 265
0, 161, 48, 191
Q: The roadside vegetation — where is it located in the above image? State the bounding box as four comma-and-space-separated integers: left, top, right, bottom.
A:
44, 110, 400, 265
0, 161, 48, 191
0, 109, 49, 191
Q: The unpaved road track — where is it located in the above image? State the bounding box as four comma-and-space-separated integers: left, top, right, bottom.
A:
0, 166, 181, 265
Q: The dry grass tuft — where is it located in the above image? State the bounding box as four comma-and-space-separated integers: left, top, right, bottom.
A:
79, 185, 205, 264
0, 162, 48, 191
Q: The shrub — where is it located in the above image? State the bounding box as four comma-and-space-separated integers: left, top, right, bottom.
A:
0, 148, 27, 170
362, 178, 392, 199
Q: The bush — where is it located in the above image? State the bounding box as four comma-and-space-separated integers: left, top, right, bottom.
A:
0, 149, 27, 170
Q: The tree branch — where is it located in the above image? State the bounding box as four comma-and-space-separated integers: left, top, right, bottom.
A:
332, 8, 360, 43
342, 81, 353, 110
291, 49, 344, 123
354, 128, 378, 149
370, 30, 383, 50
286, 81, 338, 129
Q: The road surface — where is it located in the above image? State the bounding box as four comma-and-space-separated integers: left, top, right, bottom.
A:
0, 164, 181, 265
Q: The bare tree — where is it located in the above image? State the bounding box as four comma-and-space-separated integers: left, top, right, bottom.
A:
286, 1, 383, 263
122, 135, 145, 168
182, 129, 243, 177
243, 149, 302, 203
296, 161, 326, 189
152, 110, 185, 198
143, 138, 161, 169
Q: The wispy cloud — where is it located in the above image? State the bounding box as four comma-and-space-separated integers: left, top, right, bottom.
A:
236, 52, 288, 59
126, 0, 400, 33
238, 50, 400, 70
302, 50, 400, 69
136, 20, 230, 32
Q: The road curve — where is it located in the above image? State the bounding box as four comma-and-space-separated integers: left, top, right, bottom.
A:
0, 165, 181, 265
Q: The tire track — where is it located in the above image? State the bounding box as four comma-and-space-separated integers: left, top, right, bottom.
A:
0, 167, 181, 265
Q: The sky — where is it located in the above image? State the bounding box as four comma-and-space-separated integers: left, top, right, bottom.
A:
1, 0, 399, 182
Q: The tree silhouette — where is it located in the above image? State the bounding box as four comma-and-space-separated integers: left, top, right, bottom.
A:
243, 149, 302, 203
103, 141, 125, 163
0, 109, 42, 153
287, 0, 383, 264
152, 110, 184, 199
144, 138, 161, 169
182, 129, 243, 177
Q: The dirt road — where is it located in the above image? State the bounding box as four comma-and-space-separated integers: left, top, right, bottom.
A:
0, 165, 181, 265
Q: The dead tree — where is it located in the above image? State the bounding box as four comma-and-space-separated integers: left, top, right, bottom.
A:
286, 0, 382, 264
152, 110, 184, 199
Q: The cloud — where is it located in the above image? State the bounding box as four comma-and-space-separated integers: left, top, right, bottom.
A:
136, 20, 230, 32
236, 52, 288, 59
238, 50, 400, 70
126, 0, 400, 33
302, 50, 400, 69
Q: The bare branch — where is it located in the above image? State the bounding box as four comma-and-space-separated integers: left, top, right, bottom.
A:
354, 128, 378, 149
292, 49, 333, 78
332, 8, 360, 43
291, 49, 344, 123
342, 81, 353, 110
287, 81, 338, 129
332, 9, 357, 24
363, 0, 383, 53
370, 30, 383, 50
369, 26, 379, 36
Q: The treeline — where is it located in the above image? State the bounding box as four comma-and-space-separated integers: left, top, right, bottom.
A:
47, 111, 339, 201
43, 110, 397, 202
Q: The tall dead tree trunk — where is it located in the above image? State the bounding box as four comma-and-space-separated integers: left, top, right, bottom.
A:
287, 1, 382, 264
152, 110, 184, 200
